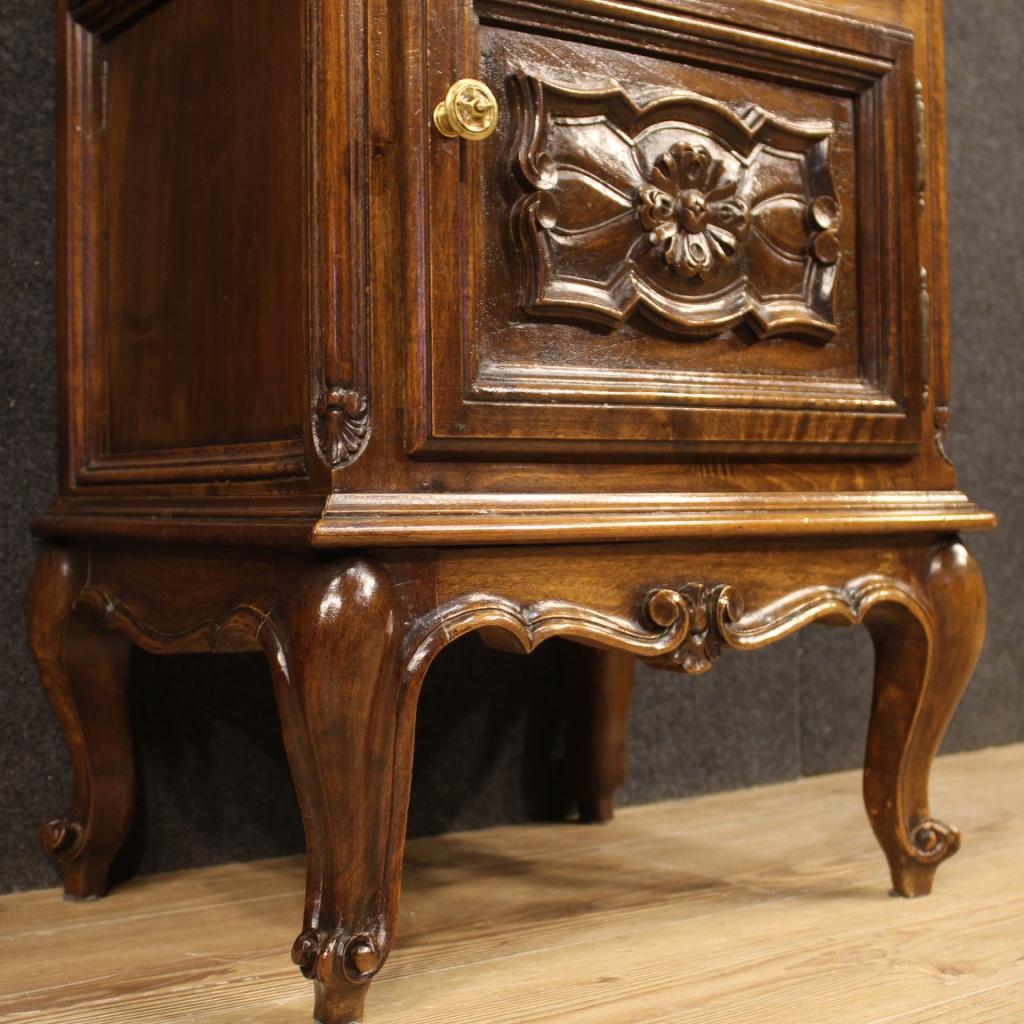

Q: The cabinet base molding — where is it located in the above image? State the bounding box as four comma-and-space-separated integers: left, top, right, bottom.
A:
34, 490, 995, 548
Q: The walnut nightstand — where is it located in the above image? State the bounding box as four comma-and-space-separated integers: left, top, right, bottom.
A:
29, 1, 994, 1021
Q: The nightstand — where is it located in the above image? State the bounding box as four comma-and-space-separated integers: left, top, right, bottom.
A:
29, 1, 994, 1021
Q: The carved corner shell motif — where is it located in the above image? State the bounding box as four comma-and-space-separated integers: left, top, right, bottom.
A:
512, 73, 842, 342
316, 387, 369, 468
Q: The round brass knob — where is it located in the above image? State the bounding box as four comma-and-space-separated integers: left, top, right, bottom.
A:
433, 78, 499, 141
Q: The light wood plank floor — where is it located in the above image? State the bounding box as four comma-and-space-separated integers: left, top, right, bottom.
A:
2, 745, 1023, 1023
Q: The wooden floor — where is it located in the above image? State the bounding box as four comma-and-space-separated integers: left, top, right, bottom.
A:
2, 745, 1023, 1024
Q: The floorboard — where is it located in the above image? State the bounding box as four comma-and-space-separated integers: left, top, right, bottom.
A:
2, 745, 1022, 1023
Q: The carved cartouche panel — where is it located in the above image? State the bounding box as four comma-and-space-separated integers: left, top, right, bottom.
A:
512, 73, 841, 342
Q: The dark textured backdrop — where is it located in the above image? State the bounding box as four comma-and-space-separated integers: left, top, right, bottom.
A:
1, 1, 1021, 894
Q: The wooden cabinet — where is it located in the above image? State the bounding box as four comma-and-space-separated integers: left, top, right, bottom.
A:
29, 1, 994, 1021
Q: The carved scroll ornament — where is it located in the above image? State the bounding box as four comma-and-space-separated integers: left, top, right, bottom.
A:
512, 73, 842, 341
292, 927, 384, 986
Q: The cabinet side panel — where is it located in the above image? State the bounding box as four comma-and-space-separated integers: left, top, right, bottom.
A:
101, 0, 308, 456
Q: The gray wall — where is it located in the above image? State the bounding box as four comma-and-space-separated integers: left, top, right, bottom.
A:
1, 1, 1021, 894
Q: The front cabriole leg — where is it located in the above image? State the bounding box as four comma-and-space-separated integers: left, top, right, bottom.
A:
862, 539, 986, 897
652, 543, 986, 897
261, 559, 410, 1024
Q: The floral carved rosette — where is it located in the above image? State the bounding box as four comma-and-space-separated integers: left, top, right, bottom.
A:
638, 143, 750, 280
511, 73, 842, 341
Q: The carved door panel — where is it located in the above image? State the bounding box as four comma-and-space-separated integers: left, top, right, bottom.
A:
412, 0, 923, 458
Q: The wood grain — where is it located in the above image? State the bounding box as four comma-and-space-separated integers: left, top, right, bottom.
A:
42, 0, 995, 532
23, 534, 990, 1021
3, 744, 1022, 1023
32, 0, 998, 1021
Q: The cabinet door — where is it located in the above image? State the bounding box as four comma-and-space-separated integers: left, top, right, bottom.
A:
412, 0, 923, 459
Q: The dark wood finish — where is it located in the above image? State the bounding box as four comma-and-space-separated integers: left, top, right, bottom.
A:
31, 0, 996, 1021
560, 643, 637, 823
103, 0, 309, 459
863, 539, 987, 897
418, 6, 919, 457
266, 561, 406, 1023
26, 547, 133, 899
27, 536, 989, 1019
46, 0, 990, 530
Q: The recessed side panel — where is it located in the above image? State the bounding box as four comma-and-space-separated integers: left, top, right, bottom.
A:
70, 0, 312, 483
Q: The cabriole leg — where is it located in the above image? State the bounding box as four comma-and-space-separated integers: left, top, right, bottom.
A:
26, 546, 134, 899
561, 643, 636, 823
863, 539, 987, 897
262, 559, 411, 1024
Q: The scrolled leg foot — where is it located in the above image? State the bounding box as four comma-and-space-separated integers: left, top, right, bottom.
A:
27, 546, 134, 899
863, 539, 986, 897
290, 928, 383, 1023
39, 816, 84, 860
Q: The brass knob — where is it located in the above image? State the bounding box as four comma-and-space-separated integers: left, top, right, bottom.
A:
433, 79, 499, 141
